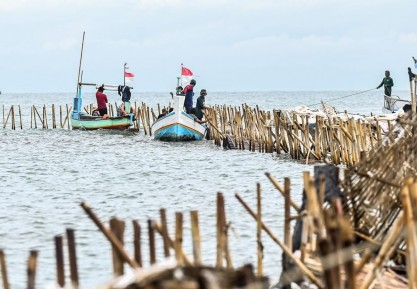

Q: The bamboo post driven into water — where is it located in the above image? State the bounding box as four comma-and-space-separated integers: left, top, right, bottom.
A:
256, 183, 263, 277
175, 212, 184, 266
0, 250, 9, 289
153, 222, 192, 265
148, 219, 156, 265
80, 202, 140, 268
190, 210, 202, 266
66, 228, 79, 289
283, 178, 292, 275
216, 192, 226, 268
27, 250, 38, 289
110, 218, 125, 276
18, 105, 22, 129
55, 235, 65, 288
160, 209, 171, 258
132, 220, 143, 267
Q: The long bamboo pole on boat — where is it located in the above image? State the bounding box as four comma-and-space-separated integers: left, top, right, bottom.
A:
76, 32, 85, 100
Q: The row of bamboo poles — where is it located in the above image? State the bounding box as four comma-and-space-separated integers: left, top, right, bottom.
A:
204, 104, 386, 166
1, 103, 168, 134
2, 102, 388, 166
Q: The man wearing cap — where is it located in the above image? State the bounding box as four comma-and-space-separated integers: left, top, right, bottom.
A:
96, 85, 108, 117
183, 79, 196, 113
195, 89, 209, 120
377, 70, 394, 96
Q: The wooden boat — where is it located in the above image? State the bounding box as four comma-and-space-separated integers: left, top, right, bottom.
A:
151, 94, 207, 141
382, 94, 410, 113
70, 32, 134, 130
71, 84, 134, 130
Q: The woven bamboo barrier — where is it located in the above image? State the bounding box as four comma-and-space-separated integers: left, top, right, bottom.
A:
204, 104, 382, 166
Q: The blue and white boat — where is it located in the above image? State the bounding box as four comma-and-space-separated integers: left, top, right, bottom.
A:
151, 94, 207, 141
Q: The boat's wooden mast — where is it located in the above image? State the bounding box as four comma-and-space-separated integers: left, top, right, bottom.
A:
76, 32, 85, 99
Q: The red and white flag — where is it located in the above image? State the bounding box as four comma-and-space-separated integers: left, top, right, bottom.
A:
124, 65, 135, 83
181, 66, 193, 87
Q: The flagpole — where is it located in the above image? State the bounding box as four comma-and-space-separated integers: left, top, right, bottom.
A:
180, 63, 183, 87
124, 63, 127, 87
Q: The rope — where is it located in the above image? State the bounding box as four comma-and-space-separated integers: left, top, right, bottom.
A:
306, 88, 376, 107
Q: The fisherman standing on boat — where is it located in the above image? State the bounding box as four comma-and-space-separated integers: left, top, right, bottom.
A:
195, 89, 209, 120
183, 79, 196, 114
376, 70, 394, 96
96, 85, 109, 118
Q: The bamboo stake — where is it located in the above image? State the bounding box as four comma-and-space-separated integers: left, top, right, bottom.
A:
153, 222, 192, 265
175, 212, 184, 266
60, 105, 63, 128
160, 209, 171, 257
27, 250, 38, 289
235, 193, 323, 289
284, 178, 292, 261
257, 183, 263, 277
80, 202, 139, 268
216, 192, 226, 268
0, 250, 9, 289
52, 104, 56, 129
132, 220, 143, 267
55, 235, 65, 288
19, 105, 22, 129
110, 218, 125, 275
11, 105, 15, 130
148, 219, 156, 265
190, 210, 202, 266
3, 106, 11, 129
66, 229, 79, 289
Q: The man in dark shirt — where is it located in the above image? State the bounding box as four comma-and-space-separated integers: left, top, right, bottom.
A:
195, 89, 209, 120
183, 79, 196, 113
96, 85, 108, 116
377, 70, 394, 96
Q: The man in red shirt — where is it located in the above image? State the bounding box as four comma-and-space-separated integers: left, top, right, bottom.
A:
96, 85, 108, 117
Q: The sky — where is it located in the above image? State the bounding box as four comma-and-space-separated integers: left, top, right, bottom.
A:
0, 0, 416, 93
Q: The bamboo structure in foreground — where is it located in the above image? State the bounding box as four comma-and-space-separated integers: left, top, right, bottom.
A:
3, 156, 417, 289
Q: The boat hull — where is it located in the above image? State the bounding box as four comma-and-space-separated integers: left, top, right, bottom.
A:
71, 113, 133, 130
151, 111, 207, 141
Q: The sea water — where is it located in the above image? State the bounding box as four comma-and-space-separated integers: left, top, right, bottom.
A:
0, 90, 409, 289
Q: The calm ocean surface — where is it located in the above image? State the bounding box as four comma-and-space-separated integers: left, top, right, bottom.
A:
0, 90, 409, 289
